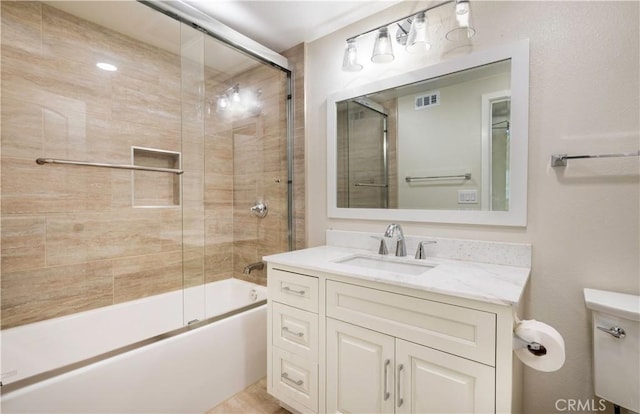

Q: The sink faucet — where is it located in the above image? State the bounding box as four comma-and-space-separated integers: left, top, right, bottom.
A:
384, 223, 406, 257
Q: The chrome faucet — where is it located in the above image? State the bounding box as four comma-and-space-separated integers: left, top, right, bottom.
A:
243, 261, 264, 275
415, 241, 437, 259
384, 223, 406, 257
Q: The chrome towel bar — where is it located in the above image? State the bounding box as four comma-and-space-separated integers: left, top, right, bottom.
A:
354, 183, 388, 187
550, 150, 640, 167
405, 173, 471, 182
35, 158, 184, 175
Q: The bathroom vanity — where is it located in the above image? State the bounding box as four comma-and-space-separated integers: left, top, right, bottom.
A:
264, 232, 531, 414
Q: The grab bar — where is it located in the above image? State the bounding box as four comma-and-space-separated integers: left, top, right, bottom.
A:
35, 158, 184, 175
405, 173, 471, 182
354, 183, 388, 187
550, 150, 640, 167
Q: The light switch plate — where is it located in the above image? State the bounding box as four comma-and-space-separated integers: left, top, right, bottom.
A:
458, 189, 478, 204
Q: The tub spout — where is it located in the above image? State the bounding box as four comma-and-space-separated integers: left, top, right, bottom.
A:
243, 261, 264, 275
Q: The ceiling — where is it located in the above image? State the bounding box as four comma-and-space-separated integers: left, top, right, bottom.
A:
45, 0, 400, 74
184, 0, 401, 52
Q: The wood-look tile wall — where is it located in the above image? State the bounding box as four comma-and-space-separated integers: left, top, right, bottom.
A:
205, 64, 290, 286
283, 44, 306, 252
1, 2, 184, 329
0, 2, 304, 329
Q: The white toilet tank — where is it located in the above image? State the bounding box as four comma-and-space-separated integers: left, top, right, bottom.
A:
584, 288, 640, 413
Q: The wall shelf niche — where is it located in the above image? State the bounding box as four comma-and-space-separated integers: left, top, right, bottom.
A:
132, 146, 181, 208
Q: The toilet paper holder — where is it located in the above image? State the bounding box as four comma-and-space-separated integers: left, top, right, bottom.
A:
513, 334, 548, 357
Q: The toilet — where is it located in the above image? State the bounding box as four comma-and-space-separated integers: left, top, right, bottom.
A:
584, 288, 640, 413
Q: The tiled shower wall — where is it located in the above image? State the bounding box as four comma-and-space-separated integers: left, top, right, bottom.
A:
336, 99, 397, 209
0, 2, 304, 329
1, 2, 184, 329
204, 62, 290, 286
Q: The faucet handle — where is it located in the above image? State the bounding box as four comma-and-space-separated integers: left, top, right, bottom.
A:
415, 241, 437, 259
370, 236, 389, 255
395, 240, 407, 257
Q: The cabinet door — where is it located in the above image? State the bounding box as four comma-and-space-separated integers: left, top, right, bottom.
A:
326, 318, 395, 414
396, 339, 495, 414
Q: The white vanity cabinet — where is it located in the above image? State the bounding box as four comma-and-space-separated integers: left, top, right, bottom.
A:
267, 262, 523, 414
268, 268, 320, 413
326, 319, 495, 414
326, 278, 497, 414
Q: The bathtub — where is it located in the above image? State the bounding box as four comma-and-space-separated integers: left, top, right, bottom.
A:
0, 278, 267, 413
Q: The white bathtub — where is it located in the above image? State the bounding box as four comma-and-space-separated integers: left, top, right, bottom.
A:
0, 278, 267, 413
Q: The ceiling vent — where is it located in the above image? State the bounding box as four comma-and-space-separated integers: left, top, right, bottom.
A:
414, 91, 440, 110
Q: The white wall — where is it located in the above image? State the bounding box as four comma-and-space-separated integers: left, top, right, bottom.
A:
305, 1, 639, 413
397, 71, 510, 209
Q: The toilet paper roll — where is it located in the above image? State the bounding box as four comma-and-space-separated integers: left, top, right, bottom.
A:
514, 320, 565, 372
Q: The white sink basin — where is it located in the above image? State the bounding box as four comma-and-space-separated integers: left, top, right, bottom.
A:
335, 255, 435, 275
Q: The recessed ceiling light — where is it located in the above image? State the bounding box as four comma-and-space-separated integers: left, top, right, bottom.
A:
96, 62, 117, 72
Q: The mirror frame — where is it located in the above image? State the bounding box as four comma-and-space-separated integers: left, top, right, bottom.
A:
327, 40, 530, 226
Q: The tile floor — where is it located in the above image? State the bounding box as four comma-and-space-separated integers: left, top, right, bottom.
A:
206, 377, 290, 414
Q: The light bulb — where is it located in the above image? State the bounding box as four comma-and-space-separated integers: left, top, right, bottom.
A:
96, 62, 117, 71
342, 39, 363, 71
406, 12, 431, 53
231, 85, 241, 103
371, 27, 394, 63
455, 0, 469, 16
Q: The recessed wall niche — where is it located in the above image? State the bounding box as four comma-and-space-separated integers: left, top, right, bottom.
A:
132, 147, 181, 207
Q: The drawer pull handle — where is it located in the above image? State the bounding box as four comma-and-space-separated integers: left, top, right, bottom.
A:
383, 359, 391, 401
281, 372, 304, 386
397, 363, 404, 407
282, 286, 306, 296
282, 326, 304, 337
597, 326, 626, 339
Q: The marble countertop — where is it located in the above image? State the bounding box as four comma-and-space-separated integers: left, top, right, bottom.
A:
264, 245, 530, 306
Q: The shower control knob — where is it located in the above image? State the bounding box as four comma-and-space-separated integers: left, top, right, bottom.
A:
250, 201, 268, 218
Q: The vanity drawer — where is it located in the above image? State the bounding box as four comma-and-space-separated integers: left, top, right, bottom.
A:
269, 268, 319, 313
272, 347, 318, 412
326, 280, 496, 366
272, 302, 318, 361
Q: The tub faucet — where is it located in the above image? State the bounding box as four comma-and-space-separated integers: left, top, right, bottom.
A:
384, 223, 406, 257
243, 261, 264, 275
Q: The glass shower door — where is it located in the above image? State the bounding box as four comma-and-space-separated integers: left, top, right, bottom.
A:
337, 101, 389, 208
181, 18, 291, 323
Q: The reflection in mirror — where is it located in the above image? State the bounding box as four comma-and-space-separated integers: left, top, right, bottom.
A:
337, 60, 511, 212
337, 100, 390, 208
327, 40, 529, 226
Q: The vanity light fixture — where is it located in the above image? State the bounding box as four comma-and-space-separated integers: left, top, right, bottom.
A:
342, 39, 363, 71
371, 27, 394, 63
406, 11, 430, 53
216, 84, 241, 112
341, 0, 475, 71
446, 0, 476, 41
342, 39, 362, 72
212, 84, 262, 115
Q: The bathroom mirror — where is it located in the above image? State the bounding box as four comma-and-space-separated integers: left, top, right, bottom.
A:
327, 40, 529, 226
